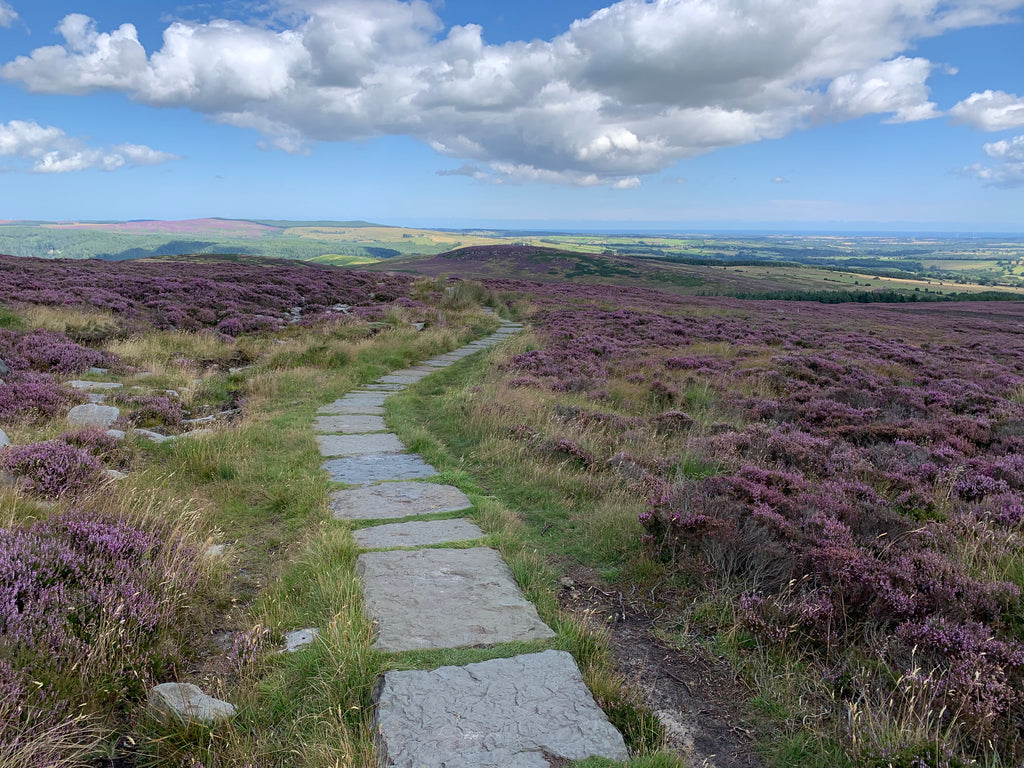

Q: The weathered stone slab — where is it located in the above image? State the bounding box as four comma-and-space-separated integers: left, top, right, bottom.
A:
314, 414, 387, 434
282, 628, 319, 652
360, 383, 407, 391
317, 432, 406, 457
340, 392, 390, 405
67, 403, 120, 428
322, 453, 437, 484
318, 402, 386, 416
68, 380, 123, 391
354, 519, 484, 549
148, 683, 236, 725
378, 373, 429, 385
373, 650, 628, 768
421, 360, 452, 368
357, 547, 555, 651
331, 482, 472, 520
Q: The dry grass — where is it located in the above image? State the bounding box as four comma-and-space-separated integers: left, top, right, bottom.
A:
20, 304, 122, 340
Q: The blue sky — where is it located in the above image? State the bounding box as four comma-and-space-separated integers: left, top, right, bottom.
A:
1, 0, 1023, 231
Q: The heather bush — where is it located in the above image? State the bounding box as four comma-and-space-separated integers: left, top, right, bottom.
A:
0, 371, 84, 423
0, 509, 201, 710
0, 328, 119, 374
115, 393, 184, 430
60, 427, 131, 469
0, 440, 103, 498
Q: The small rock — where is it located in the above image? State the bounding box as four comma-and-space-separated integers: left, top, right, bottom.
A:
103, 469, 128, 481
106, 429, 126, 441
204, 544, 227, 558
86, 393, 107, 404
183, 415, 216, 425
148, 683, 236, 725
0, 428, 9, 449
413, 322, 426, 331
88, 367, 108, 374
67, 404, 120, 428
0, 358, 9, 376
135, 429, 170, 444
282, 628, 320, 652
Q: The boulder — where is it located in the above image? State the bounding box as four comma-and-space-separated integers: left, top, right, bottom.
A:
106, 429, 127, 441
148, 683, 236, 725
67, 404, 120, 428
103, 469, 128, 481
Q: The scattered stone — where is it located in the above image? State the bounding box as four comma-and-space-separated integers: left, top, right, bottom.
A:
317, 432, 406, 457
378, 373, 429, 385
204, 544, 227, 558
413, 322, 426, 331
353, 519, 484, 549
360, 383, 407, 391
88, 366, 108, 374
183, 415, 217, 425
0, 358, 9, 375
0, 428, 8, 449
106, 429, 126, 441
331, 482, 472, 521
282, 628, 320, 652
135, 429, 171, 444
373, 650, 628, 768
67, 403, 120, 428
357, 547, 555, 651
86, 393, 108, 404
68, 380, 123, 391
103, 469, 128, 481
322, 453, 437, 484
314, 414, 387, 434
148, 683, 236, 725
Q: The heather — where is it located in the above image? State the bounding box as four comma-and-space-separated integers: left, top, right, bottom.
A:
0, 253, 415, 335
407, 279, 1024, 765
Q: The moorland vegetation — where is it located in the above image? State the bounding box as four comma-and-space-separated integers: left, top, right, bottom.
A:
1, 250, 1023, 767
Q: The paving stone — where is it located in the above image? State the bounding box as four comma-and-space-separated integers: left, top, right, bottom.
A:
354, 518, 484, 549
314, 414, 387, 433
322, 453, 437, 484
378, 373, 429, 385
360, 383, 407, 391
341, 393, 390, 405
373, 650, 628, 768
357, 547, 555, 651
330, 482, 472, 520
318, 402, 386, 416
421, 360, 452, 368
317, 432, 406, 457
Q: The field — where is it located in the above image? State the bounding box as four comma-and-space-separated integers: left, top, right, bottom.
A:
2, 219, 1024, 295
3, 251, 1024, 767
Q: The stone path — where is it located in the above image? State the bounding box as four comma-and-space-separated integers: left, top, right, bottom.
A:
314, 317, 629, 767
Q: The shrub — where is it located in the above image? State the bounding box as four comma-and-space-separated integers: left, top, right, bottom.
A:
0, 372, 83, 423
1, 440, 102, 498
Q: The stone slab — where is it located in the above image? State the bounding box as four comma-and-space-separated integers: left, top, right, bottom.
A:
340, 393, 390, 405
322, 453, 437, 484
67, 403, 120, 428
378, 373, 429, 385
331, 482, 472, 521
317, 432, 406, 457
360, 383, 407, 391
314, 414, 387, 434
68, 380, 123, 391
357, 547, 555, 651
148, 683, 236, 725
318, 402, 386, 416
354, 519, 484, 549
373, 650, 628, 768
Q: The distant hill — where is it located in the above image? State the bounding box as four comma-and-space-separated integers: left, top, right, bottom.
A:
361, 244, 706, 291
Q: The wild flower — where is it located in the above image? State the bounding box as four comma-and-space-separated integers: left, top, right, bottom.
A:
0, 440, 102, 498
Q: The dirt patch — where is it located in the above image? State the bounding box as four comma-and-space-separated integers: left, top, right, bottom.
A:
558, 566, 762, 768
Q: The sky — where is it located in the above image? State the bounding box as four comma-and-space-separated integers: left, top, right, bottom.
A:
1, 0, 1023, 231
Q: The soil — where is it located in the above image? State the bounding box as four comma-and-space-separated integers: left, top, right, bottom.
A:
557, 564, 763, 768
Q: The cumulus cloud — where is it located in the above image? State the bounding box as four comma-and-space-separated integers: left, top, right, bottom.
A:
950, 90, 1024, 131
0, 119, 179, 173
0, 2, 16, 27
961, 135, 1024, 187
3, 0, 1021, 184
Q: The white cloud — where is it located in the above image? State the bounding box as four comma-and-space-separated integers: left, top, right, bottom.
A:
950, 90, 1024, 131
0, 119, 179, 173
961, 135, 1024, 187
0, 2, 16, 27
3, 0, 1021, 184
